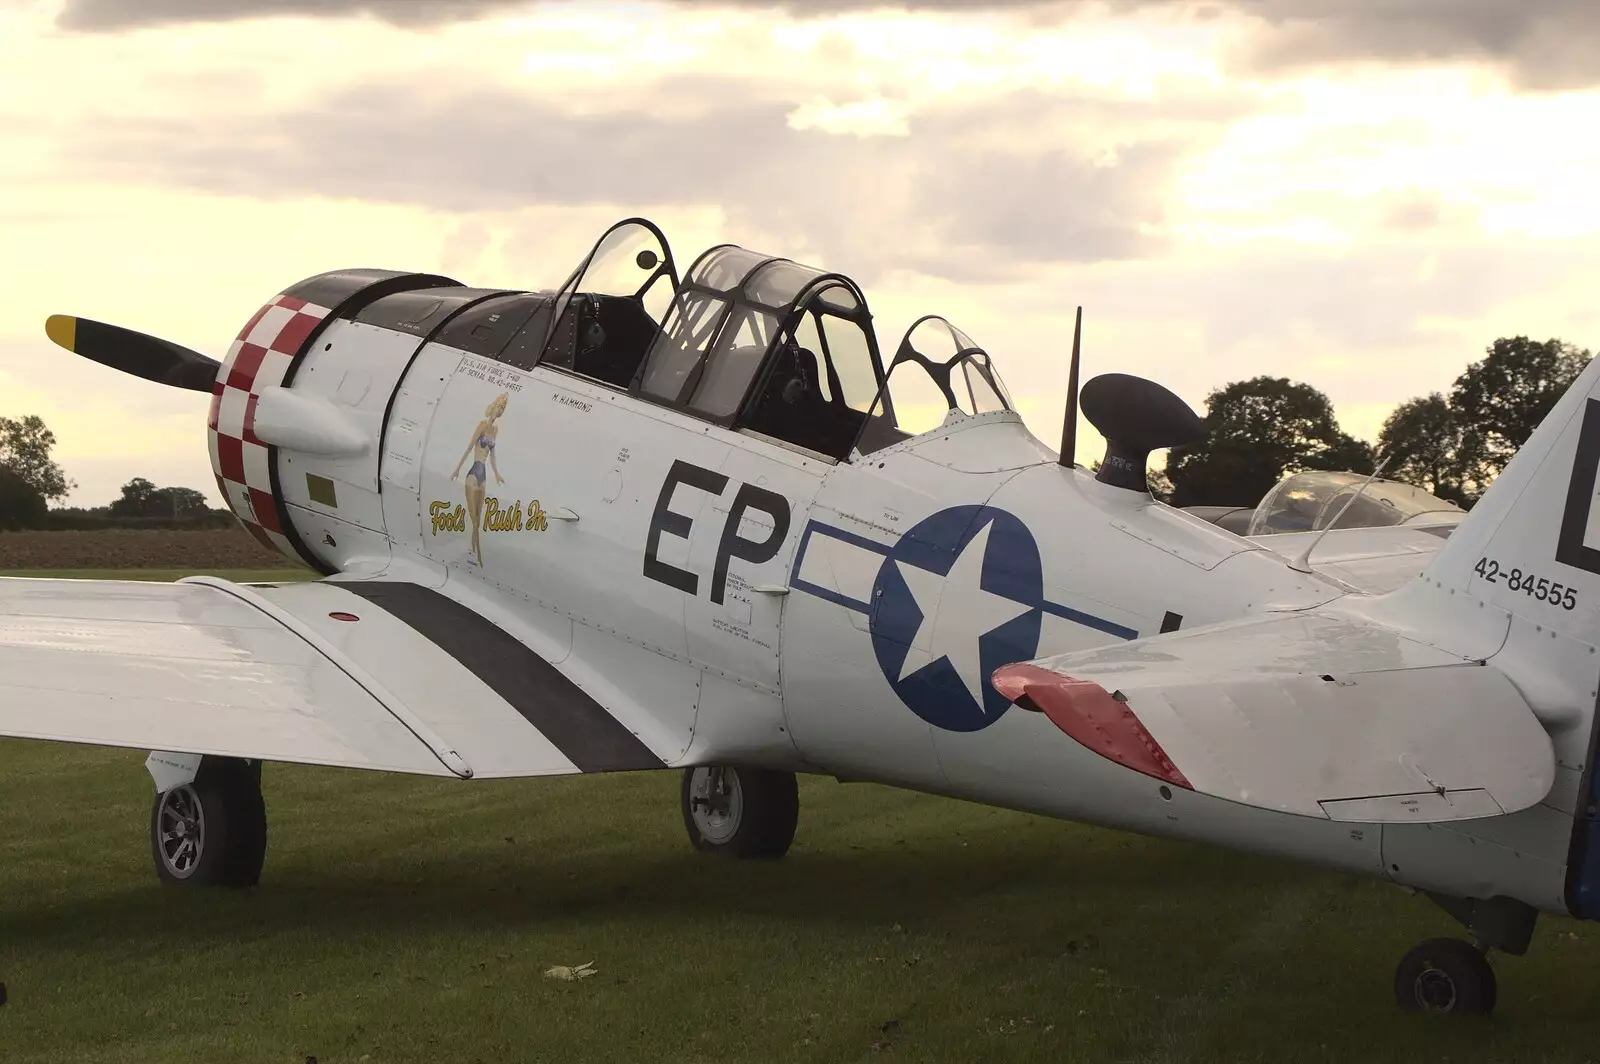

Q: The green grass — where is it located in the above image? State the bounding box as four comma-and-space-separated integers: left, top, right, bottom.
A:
4, 572, 1600, 1063
1, 569, 315, 583
6, 751, 1600, 1064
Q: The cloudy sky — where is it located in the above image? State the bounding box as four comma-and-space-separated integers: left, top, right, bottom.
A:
2, 0, 1597, 506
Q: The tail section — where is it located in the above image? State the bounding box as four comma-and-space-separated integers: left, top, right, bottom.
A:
984, 355, 1600, 916
1410, 353, 1600, 643
1380, 352, 1600, 919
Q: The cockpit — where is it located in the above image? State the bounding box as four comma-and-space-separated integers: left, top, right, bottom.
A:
498, 217, 1021, 464
536, 218, 680, 387
858, 315, 1018, 449
630, 243, 890, 461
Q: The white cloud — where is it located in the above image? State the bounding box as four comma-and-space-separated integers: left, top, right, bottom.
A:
1, 0, 1596, 508
787, 95, 911, 136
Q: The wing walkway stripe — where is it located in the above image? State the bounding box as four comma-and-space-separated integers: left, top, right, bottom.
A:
338, 582, 663, 772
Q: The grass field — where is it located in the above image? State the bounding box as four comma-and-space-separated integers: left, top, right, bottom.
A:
4, 571, 1600, 1063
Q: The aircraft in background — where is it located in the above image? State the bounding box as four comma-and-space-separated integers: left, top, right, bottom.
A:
7, 217, 1597, 1017
1183, 471, 1468, 594
1185, 469, 1467, 539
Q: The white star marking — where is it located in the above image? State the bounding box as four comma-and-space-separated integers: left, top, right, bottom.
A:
894, 519, 1035, 707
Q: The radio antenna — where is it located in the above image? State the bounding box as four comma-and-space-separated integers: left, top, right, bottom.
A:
1058, 305, 1083, 469
1288, 454, 1392, 574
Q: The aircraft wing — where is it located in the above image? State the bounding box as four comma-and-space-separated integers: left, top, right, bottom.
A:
992, 610, 1555, 824
0, 576, 667, 780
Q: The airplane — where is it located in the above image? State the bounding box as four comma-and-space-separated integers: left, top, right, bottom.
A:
1183, 468, 1467, 539
1181, 470, 1469, 594
7, 216, 1597, 1017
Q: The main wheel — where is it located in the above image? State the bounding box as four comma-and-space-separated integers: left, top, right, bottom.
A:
1394, 937, 1497, 1015
150, 758, 268, 887
681, 766, 798, 859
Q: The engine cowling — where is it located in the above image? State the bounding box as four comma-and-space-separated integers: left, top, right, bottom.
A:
206, 269, 469, 571
46, 247, 614, 578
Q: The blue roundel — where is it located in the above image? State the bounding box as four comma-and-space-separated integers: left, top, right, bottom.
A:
869, 505, 1043, 732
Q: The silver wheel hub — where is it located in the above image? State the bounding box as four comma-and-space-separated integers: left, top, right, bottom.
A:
689, 767, 743, 845
157, 784, 205, 878
1415, 968, 1457, 1012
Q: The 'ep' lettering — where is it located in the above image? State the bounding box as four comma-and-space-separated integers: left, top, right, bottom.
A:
643, 460, 791, 604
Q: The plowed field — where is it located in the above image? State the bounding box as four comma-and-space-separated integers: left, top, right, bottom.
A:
0, 528, 309, 570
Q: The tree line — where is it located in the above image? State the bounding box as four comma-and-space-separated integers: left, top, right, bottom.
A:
0, 415, 232, 531
1164, 336, 1593, 509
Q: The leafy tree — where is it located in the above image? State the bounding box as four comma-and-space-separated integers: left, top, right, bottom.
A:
1450, 337, 1591, 492
109, 477, 159, 517
1146, 466, 1174, 503
1166, 376, 1373, 508
1376, 393, 1467, 504
156, 486, 211, 518
1314, 433, 1377, 477
0, 466, 47, 530
109, 477, 213, 519
0, 415, 73, 501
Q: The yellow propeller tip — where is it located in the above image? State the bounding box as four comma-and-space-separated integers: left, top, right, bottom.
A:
45, 315, 77, 352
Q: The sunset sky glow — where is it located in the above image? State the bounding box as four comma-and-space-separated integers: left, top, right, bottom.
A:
2, 0, 1596, 505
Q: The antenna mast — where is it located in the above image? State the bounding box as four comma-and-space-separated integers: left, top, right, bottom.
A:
1287, 455, 1392, 574
1058, 305, 1083, 468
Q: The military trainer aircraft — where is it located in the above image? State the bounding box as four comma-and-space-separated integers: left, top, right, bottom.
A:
1184, 470, 1468, 594
1185, 469, 1466, 539
9, 218, 1598, 1016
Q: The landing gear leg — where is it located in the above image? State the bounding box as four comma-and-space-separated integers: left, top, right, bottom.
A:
681, 765, 798, 859
149, 757, 268, 887
1392, 893, 1537, 1015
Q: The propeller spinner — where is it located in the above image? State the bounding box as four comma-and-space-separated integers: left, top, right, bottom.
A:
45, 315, 221, 393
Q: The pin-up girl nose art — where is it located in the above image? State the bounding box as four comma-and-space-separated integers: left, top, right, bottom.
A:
451, 391, 510, 569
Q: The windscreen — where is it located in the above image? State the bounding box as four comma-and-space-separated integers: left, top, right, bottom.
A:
538, 219, 675, 365
867, 315, 1013, 436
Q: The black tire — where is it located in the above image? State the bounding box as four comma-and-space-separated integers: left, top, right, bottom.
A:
1394, 937, 1497, 1015
681, 766, 798, 859
150, 758, 267, 888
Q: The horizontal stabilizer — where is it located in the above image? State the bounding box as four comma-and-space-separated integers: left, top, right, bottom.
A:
993, 612, 1555, 823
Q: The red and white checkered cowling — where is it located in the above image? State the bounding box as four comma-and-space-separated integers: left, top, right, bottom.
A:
207, 293, 331, 561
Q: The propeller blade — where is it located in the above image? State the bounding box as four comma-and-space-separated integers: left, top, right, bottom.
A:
45, 315, 221, 393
